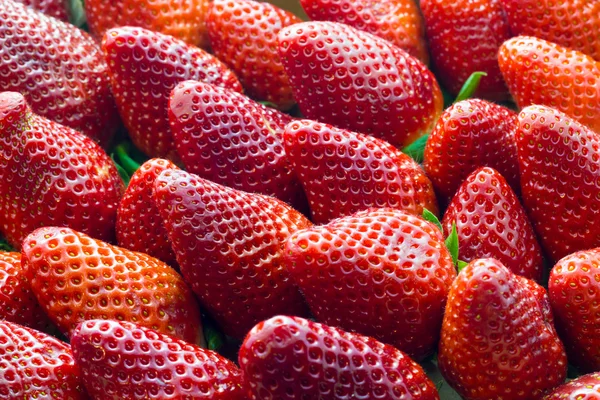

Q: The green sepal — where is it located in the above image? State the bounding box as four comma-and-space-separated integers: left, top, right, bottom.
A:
422, 208, 443, 234
114, 142, 143, 178
454, 72, 487, 103
111, 155, 131, 187
445, 223, 460, 266
69, 0, 87, 29
259, 101, 279, 109
0, 238, 14, 252
402, 134, 429, 164
204, 324, 225, 352
458, 260, 469, 272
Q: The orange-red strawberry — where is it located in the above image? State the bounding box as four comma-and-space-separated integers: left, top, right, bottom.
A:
153, 169, 311, 339
545, 372, 600, 399
283, 119, 438, 224
499, 36, 600, 133
299, 0, 429, 64
21, 227, 204, 344
207, 0, 301, 109
0, 92, 124, 249
439, 258, 567, 400
102, 26, 242, 159
278, 21, 443, 148
16, 0, 69, 20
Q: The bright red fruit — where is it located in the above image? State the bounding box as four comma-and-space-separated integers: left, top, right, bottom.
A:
153, 169, 311, 339
545, 372, 600, 399
16, 0, 69, 20
0, 92, 124, 249
439, 259, 567, 400
239, 316, 440, 400
284, 208, 456, 359
515, 105, 600, 262
442, 167, 543, 281
283, 119, 438, 224
278, 21, 443, 148
71, 319, 245, 399
102, 26, 242, 159
207, 0, 301, 109
0, 1, 120, 146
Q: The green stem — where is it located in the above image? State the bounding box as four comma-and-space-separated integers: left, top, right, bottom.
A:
114, 143, 142, 178
454, 72, 487, 103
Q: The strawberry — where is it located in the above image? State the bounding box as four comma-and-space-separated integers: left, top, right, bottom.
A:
442, 167, 543, 281
283, 119, 438, 224
424, 99, 519, 203
438, 258, 567, 400
239, 315, 440, 400
499, 36, 600, 133
16, 0, 69, 20
284, 208, 456, 359
86, 0, 210, 48
545, 372, 600, 399
420, 0, 510, 100
206, 0, 301, 109
515, 105, 600, 262
278, 21, 443, 148
102, 26, 242, 159
153, 169, 311, 339
0, 320, 87, 399
0, 92, 124, 249
71, 319, 245, 399
21, 227, 204, 344
299, 0, 429, 64
0, 0, 121, 146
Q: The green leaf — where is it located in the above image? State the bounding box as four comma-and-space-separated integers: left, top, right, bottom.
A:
259, 101, 279, 109
114, 142, 143, 178
455, 71, 487, 103
204, 325, 224, 352
69, 0, 87, 29
402, 134, 429, 164
445, 223, 459, 266
458, 260, 469, 271
422, 209, 443, 233
0, 239, 14, 252
111, 155, 131, 187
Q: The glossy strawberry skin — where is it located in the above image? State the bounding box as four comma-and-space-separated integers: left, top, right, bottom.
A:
285, 208, 456, 359
284, 119, 438, 224
442, 167, 543, 281
21, 227, 204, 345
545, 372, 600, 399
102, 26, 242, 159
0, 92, 124, 249
239, 316, 440, 400
278, 21, 443, 148
207, 0, 300, 109
0, 320, 87, 399
515, 105, 600, 262
169, 80, 305, 207
299, 0, 429, 64
153, 169, 311, 339
71, 319, 245, 399
424, 99, 519, 202
439, 259, 567, 400
0, 1, 121, 146
499, 36, 600, 133
16, 0, 69, 20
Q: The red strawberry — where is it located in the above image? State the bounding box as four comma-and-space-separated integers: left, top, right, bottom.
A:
0, 92, 124, 249
71, 319, 245, 399
21, 227, 204, 344
0, 320, 87, 399
284, 208, 456, 359
423, 99, 519, 202
515, 105, 600, 262
102, 26, 242, 159
0, 1, 121, 146
299, 0, 429, 64
545, 372, 600, 399
499, 36, 600, 133
116, 158, 179, 267
278, 21, 443, 148
438, 258, 567, 400
207, 0, 301, 109
442, 167, 543, 281
153, 169, 311, 339
239, 315, 440, 400
283, 119, 438, 224
16, 0, 69, 20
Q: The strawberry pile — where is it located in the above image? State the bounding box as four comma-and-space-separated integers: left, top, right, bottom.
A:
1, 0, 600, 399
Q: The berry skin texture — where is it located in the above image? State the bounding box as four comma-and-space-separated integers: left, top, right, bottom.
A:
102, 26, 242, 159
153, 169, 311, 339
285, 208, 456, 359
21, 227, 204, 345
424, 99, 519, 202
207, 0, 301, 109
0, 92, 124, 249
284, 119, 438, 224
0, 0, 121, 146
239, 316, 440, 400
15, 0, 69, 20
545, 372, 600, 399
442, 167, 543, 281
299, 0, 429, 64
0, 320, 87, 400
71, 319, 246, 400
438, 259, 567, 400
499, 36, 600, 134
278, 21, 443, 148
515, 105, 600, 262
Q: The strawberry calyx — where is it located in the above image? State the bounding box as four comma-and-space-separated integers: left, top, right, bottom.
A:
111, 141, 147, 185
422, 209, 468, 271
